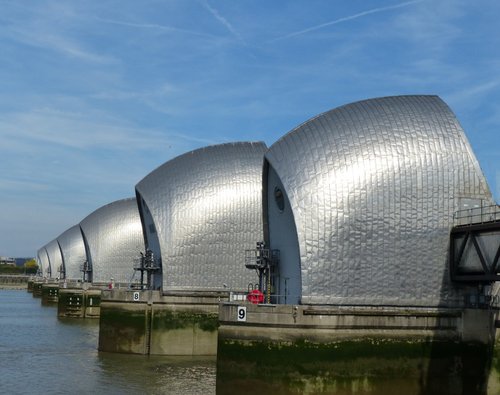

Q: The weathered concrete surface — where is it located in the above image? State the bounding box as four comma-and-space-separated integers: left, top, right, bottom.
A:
98, 289, 225, 355
32, 280, 44, 298
41, 283, 59, 305
217, 303, 499, 395
57, 286, 102, 318
0, 275, 29, 290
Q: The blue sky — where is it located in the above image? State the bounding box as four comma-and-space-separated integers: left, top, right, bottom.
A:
1, 0, 499, 257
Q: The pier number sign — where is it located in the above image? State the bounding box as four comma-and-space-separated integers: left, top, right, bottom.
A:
237, 306, 246, 322
133, 291, 140, 302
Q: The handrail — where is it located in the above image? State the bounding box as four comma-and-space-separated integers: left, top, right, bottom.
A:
453, 204, 500, 226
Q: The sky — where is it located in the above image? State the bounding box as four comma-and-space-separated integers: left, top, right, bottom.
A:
1, 0, 499, 257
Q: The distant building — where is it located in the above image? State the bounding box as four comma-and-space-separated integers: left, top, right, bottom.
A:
0, 256, 16, 266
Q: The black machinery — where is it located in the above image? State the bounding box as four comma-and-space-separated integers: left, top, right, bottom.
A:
245, 242, 279, 304
134, 249, 160, 290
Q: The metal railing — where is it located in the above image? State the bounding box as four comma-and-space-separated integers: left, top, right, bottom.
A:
453, 204, 500, 226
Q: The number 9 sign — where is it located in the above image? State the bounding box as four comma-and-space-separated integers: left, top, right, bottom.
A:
237, 306, 246, 322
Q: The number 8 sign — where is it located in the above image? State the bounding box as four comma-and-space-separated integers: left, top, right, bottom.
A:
237, 306, 246, 322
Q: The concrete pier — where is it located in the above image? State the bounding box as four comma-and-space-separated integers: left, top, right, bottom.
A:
98, 289, 227, 355
32, 282, 43, 297
0, 275, 29, 289
27, 278, 34, 292
32, 279, 47, 298
41, 283, 59, 305
216, 303, 500, 394
58, 285, 102, 318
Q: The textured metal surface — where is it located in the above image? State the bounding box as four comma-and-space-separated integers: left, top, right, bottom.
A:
57, 225, 86, 281
44, 239, 63, 279
79, 198, 144, 284
37, 247, 50, 277
136, 142, 266, 292
265, 95, 494, 307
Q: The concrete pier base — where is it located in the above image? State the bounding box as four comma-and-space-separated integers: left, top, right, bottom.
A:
58, 285, 102, 318
41, 283, 59, 305
217, 303, 499, 395
27, 279, 34, 293
0, 275, 29, 289
98, 289, 226, 355
32, 281, 43, 297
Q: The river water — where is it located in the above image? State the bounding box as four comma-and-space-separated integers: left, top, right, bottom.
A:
0, 289, 216, 395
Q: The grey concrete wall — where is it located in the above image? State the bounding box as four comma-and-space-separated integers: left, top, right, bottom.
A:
219, 303, 464, 342
217, 303, 499, 394
58, 288, 102, 318
99, 290, 226, 355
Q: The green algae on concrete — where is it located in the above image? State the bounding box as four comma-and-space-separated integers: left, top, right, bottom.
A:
149, 309, 219, 355
58, 288, 102, 318
153, 310, 219, 332
99, 289, 225, 356
57, 290, 84, 317
98, 304, 149, 354
41, 283, 59, 305
32, 282, 43, 298
216, 338, 493, 395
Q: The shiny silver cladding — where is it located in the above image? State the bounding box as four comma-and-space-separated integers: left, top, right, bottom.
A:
44, 239, 63, 279
136, 142, 266, 292
265, 95, 493, 307
79, 198, 144, 284
57, 225, 86, 281
37, 247, 50, 277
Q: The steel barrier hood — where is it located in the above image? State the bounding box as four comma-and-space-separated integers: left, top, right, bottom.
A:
265, 95, 494, 307
36, 247, 50, 277
79, 198, 144, 284
56, 225, 86, 281
44, 238, 63, 279
136, 142, 267, 292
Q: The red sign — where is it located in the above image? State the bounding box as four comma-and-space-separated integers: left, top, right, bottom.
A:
247, 289, 264, 304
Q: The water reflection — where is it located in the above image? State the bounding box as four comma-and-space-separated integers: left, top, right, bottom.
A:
97, 353, 216, 394
0, 290, 215, 395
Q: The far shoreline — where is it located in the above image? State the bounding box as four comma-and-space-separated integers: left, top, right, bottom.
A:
0, 285, 28, 290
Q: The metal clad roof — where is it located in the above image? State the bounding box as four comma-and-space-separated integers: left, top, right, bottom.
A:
57, 225, 86, 281
44, 239, 63, 279
136, 142, 266, 292
266, 95, 493, 307
37, 247, 50, 277
79, 198, 144, 284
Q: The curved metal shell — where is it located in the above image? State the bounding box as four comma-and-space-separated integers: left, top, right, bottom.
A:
44, 239, 63, 279
37, 247, 50, 277
79, 198, 144, 285
57, 225, 86, 281
265, 95, 493, 307
136, 142, 266, 292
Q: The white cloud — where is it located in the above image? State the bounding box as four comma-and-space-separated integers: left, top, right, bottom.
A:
0, 105, 197, 151
201, 0, 245, 43
271, 0, 424, 41
1, 13, 115, 64
94, 16, 216, 39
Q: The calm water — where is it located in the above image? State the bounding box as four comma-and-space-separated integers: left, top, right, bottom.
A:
0, 290, 216, 395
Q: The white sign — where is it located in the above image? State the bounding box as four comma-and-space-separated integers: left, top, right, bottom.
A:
237, 306, 247, 322
133, 291, 140, 302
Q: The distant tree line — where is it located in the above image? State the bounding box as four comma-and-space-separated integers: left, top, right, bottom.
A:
0, 259, 38, 274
